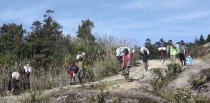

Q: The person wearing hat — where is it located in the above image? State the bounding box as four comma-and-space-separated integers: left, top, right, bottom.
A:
121, 48, 131, 82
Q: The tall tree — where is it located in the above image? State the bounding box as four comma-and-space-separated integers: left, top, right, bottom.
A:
76, 19, 98, 63
77, 19, 95, 41
199, 34, 205, 45
206, 34, 210, 43
27, 10, 63, 70
145, 38, 151, 49
0, 23, 26, 64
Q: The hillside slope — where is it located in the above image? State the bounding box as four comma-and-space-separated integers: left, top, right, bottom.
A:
2, 59, 204, 103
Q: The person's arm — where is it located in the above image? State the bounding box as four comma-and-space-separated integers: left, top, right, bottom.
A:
172, 44, 176, 49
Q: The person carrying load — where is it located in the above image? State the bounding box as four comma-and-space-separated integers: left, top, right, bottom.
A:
76, 52, 85, 84
157, 38, 166, 64
116, 47, 131, 63
121, 48, 131, 82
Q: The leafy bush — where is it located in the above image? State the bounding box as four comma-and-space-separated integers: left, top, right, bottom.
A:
152, 68, 163, 79
193, 95, 210, 103
188, 75, 205, 89
173, 88, 191, 103
151, 63, 182, 91
167, 63, 181, 75
92, 57, 120, 79
151, 79, 163, 91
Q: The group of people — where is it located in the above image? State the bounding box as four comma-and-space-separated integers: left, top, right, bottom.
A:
7, 64, 32, 95
164, 40, 189, 66
67, 52, 86, 85
117, 39, 190, 82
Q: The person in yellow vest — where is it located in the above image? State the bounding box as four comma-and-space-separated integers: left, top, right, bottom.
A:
167, 40, 177, 63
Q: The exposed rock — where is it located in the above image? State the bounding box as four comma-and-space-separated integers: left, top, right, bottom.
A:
191, 43, 210, 58
166, 60, 210, 90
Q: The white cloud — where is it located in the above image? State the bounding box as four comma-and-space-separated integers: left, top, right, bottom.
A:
162, 11, 210, 22
120, 0, 196, 11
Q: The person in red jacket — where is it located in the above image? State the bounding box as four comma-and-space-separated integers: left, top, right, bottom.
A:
121, 48, 131, 82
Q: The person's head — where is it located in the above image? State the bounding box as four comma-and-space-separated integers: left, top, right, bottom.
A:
19, 68, 25, 75
123, 48, 129, 54
70, 60, 75, 64
180, 40, 185, 45
168, 40, 172, 45
79, 56, 83, 61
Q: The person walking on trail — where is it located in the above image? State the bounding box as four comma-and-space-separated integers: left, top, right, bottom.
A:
166, 40, 177, 63
141, 50, 149, 70
121, 48, 131, 82
67, 61, 79, 85
178, 40, 187, 66
77, 54, 85, 84
160, 49, 166, 64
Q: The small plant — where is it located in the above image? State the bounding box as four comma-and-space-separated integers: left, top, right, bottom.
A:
152, 68, 163, 79
167, 63, 181, 75
193, 95, 210, 103
21, 89, 51, 103
188, 75, 205, 89
151, 79, 163, 91
151, 63, 182, 91
97, 88, 106, 103
173, 88, 191, 103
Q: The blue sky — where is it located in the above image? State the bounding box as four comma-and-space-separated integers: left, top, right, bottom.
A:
1, 0, 210, 46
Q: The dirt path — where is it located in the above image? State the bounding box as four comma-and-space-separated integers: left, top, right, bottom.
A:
1, 59, 203, 103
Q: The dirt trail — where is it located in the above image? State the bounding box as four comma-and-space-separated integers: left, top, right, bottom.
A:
1, 59, 203, 103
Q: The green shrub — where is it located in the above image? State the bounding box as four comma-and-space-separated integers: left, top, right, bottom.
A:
193, 95, 210, 103
188, 76, 205, 89
92, 57, 120, 79
151, 63, 182, 91
97, 88, 106, 103
152, 68, 163, 79
167, 63, 181, 75
21, 89, 51, 103
173, 88, 191, 103
151, 79, 163, 91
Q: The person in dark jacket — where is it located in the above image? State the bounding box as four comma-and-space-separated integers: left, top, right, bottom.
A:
141, 50, 149, 70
